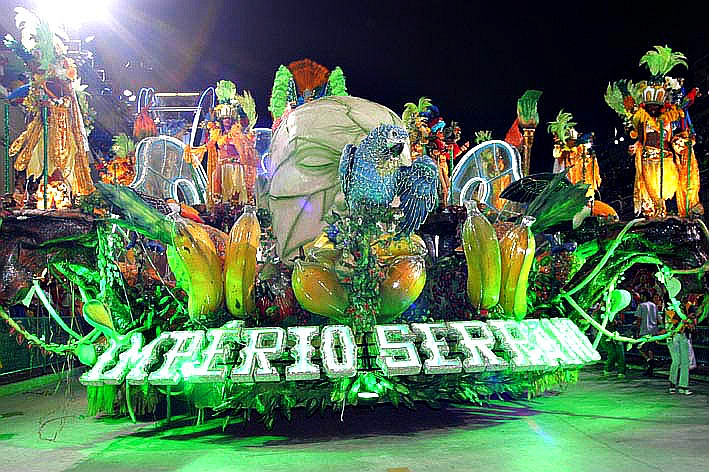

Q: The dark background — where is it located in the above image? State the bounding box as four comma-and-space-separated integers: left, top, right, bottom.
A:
3, 1, 709, 179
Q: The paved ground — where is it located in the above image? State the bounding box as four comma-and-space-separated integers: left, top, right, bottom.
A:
1, 365, 707, 472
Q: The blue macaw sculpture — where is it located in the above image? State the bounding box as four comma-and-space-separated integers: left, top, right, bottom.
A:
339, 124, 439, 234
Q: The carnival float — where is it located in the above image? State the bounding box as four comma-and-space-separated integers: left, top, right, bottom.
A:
1, 8, 707, 430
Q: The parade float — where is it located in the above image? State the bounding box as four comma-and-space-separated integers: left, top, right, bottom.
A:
1, 9, 707, 431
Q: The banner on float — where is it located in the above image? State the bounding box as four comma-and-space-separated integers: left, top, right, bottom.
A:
80, 318, 600, 387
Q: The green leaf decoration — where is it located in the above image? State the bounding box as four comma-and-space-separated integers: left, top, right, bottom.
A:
547, 109, 577, 143
639, 45, 687, 78
327, 66, 348, 96
111, 134, 136, 159
401, 97, 431, 125
474, 130, 492, 144
269, 65, 294, 119
34, 22, 58, 71
417, 96, 432, 113
604, 82, 627, 117
215, 80, 237, 104
402, 96, 433, 136
516, 90, 542, 128
234, 90, 257, 130
401, 102, 418, 125
608, 289, 632, 318
525, 171, 589, 233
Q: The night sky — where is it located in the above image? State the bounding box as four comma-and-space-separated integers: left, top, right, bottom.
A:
5, 1, 709, 173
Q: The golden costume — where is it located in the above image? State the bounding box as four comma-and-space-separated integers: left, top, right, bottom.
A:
605, 46, 701, 218
631, 108, 681, 217
212, 122, 257, 205
672, 132, 703, 216
556, 143, 601, 198
10, 92, 95, 197
186, 119, 257, 207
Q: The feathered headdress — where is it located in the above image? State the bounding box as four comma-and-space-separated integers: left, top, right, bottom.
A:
268, 60, 348, 120
547, 110, 577, 144
4, 7, 70, 75
639, 45, 687, 81
401, 97, 432, 127
234, 90, 257, 131
288, 59, 329, 95
401, 97, 433, 149
214, 80, 238, 119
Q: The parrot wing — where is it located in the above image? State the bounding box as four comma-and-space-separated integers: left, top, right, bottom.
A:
339, 143, 356, 198
396, 155, 439, 234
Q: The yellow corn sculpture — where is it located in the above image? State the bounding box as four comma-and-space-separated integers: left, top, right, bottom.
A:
498, 216, 536, 320
462, 201, 502, 310
291, 260, 350, 321
168, 220, 225, 320
379, 255, 427, 322
225, 206, 261, 317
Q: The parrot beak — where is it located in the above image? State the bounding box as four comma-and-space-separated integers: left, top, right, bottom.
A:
398, 143, 412, 167
390, 142, 405, 156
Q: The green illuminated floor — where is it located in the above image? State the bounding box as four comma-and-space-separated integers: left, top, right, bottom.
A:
1, 367, 707, 472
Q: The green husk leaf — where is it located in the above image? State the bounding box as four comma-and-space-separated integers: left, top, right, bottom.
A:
234, 90, 257, 130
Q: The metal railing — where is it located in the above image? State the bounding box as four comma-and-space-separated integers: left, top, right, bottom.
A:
0, 308, 79, 383
614, 320, 709, 367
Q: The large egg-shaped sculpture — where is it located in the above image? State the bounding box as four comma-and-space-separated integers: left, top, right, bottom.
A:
265, 96, 405, 263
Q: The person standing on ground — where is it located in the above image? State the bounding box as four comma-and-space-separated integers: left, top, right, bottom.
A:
636, 292, 661, 376
603, 330, 627, 379
666, 301, 697, 395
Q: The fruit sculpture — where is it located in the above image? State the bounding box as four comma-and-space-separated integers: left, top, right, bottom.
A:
378, 256, 427, 322
167, 220, 225, 320
291, 260, 350, 322
97, 183, 234, 322
292, 231, 427, 323
498, 216, 536, 320
225, 205, 262, 317
462, 200, 502, 311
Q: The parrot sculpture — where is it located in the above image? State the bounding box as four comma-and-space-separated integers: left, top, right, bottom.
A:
339, 124, 439, 234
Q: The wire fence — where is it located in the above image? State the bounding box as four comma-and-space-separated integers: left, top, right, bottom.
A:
0, 306, 79, 384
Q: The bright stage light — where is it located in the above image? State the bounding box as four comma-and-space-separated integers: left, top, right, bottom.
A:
34, 0, 112, 29
123, 89, 133, 97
